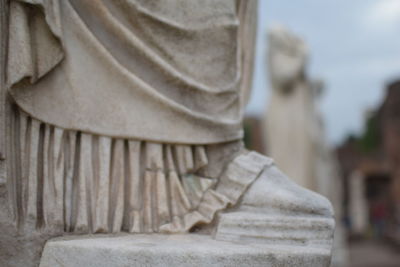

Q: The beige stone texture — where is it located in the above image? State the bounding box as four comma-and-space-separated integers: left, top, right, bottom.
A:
1, 1, 335, 266
39, 234, 332, 267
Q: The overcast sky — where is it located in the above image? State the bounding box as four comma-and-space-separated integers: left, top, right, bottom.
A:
247, 0, 400, 145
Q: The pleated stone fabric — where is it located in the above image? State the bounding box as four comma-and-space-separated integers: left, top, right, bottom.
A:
7, 107, 270, 234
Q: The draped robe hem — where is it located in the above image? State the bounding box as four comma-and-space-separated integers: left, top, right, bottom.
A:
7, 107, 271, 234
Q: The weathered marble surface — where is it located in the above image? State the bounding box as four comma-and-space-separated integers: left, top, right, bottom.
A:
1, 1, 335, 266
215, 162, 334, 249
39, 234, 332, 267
7, 0, 257, 144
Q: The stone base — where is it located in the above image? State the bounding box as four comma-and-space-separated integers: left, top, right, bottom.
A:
39, 234, 331, 267
216, 212, 334, 249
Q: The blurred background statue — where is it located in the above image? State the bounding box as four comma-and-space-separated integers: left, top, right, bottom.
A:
265, 26, 316, 190
265, 26, 347, 266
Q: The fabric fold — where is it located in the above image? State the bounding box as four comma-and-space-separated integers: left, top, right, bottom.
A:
7, 0, 63, 87
8, 108, 272, 234
7, 0, 257, 144
159, 151, 272, 233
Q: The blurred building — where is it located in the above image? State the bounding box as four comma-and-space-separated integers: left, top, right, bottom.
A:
380, 81, 400, 244
336, 80, 400, 244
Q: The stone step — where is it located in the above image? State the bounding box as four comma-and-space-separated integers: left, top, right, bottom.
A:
39, 234, 332, 267
215, 212, 334, 249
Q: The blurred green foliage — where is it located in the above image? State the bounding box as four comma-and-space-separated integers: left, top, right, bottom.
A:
357, 112, 381, 154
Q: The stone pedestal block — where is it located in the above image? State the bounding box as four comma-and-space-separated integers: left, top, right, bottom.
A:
39, 234, 331, 267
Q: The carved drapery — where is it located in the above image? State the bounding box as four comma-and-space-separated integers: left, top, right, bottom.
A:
4, 0, 260, 234
7, 0, 257, 144
8, 107, 269, 234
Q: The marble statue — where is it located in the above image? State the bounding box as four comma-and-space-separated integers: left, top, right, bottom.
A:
0, 1, 334, 266
265, 26, 347, 266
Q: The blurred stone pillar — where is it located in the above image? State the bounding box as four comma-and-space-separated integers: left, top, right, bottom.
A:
349, 171, 368, 235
